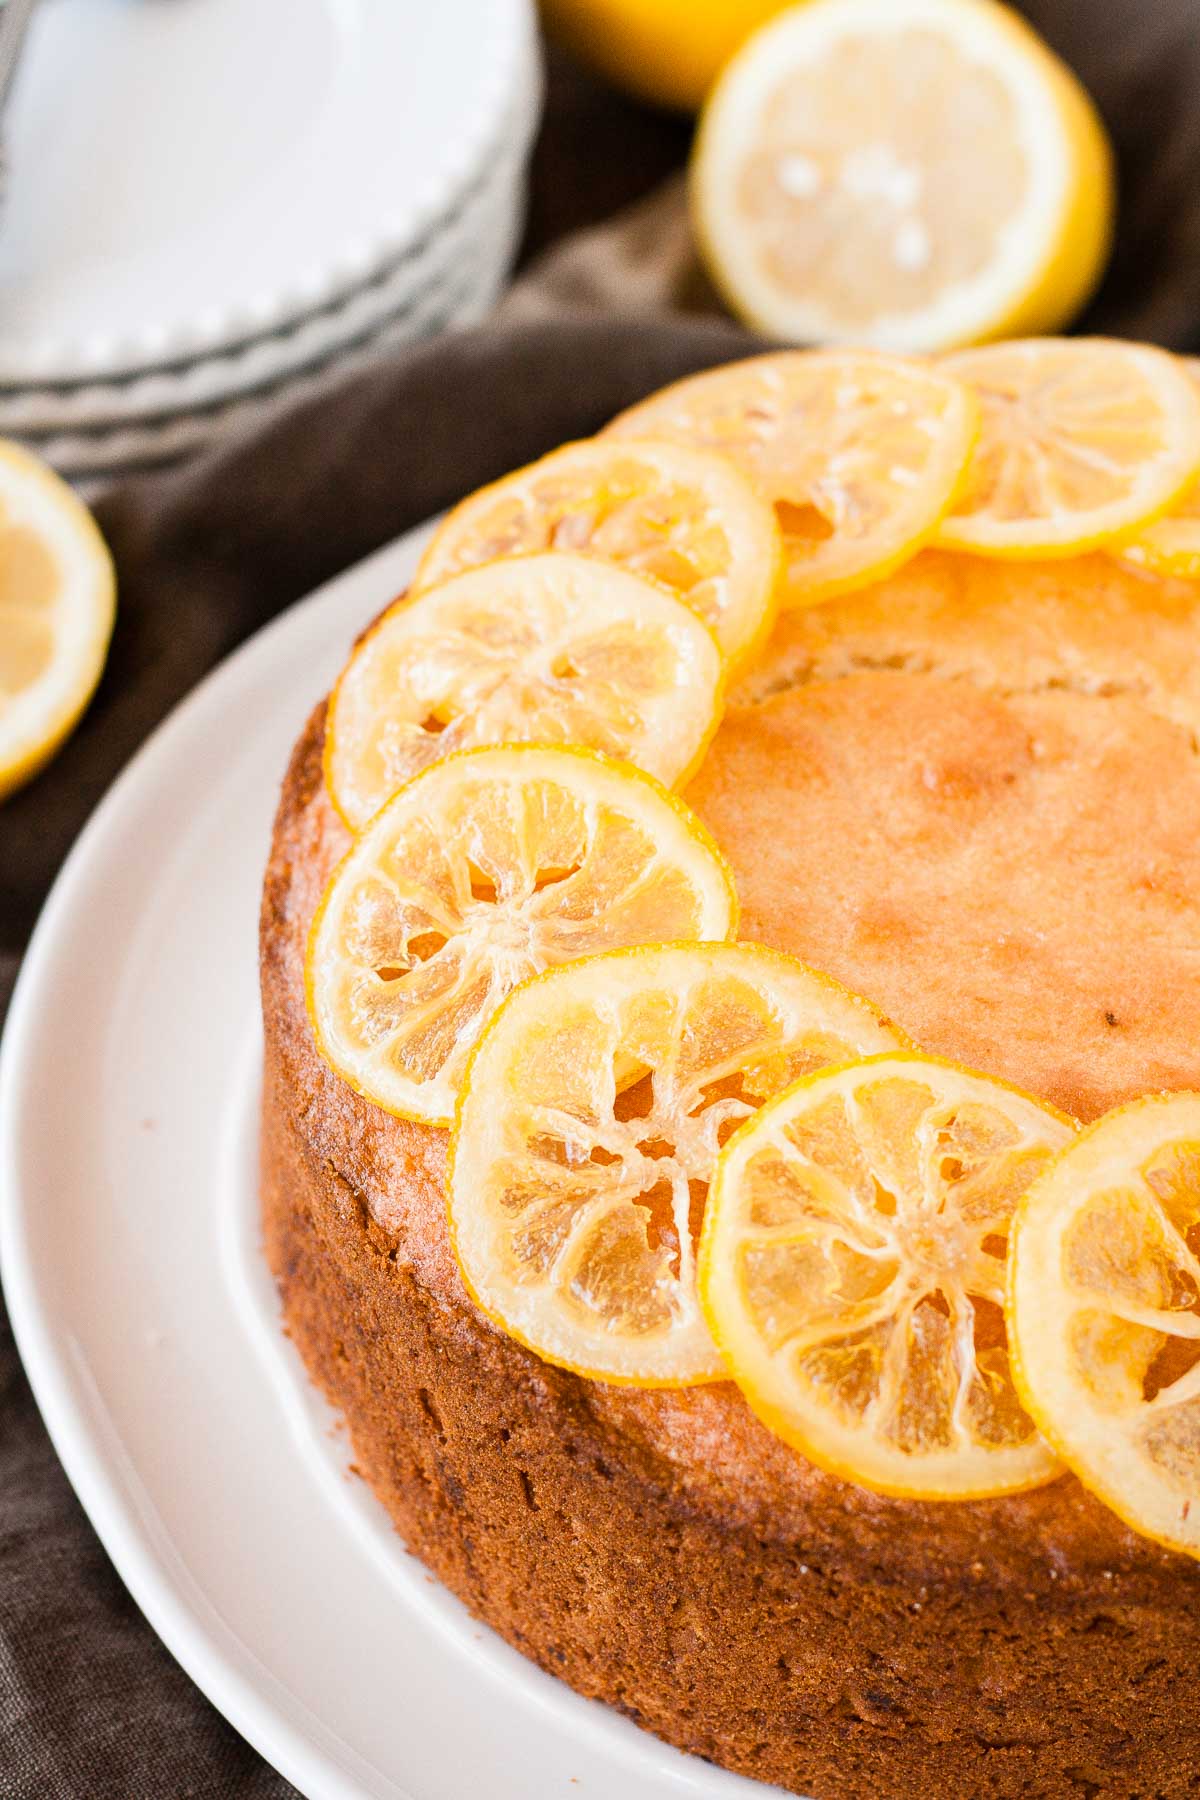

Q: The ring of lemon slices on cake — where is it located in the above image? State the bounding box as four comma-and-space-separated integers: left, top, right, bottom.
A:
273, 333, 1200, 1794
304, 334, 1200, 1538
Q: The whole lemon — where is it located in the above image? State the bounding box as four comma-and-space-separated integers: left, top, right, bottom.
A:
541, 0, 802, 111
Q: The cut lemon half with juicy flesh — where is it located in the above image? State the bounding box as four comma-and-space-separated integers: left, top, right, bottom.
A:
307, 745, 738, 1126
700, 1053, 1075, 1497
412, 438, 784, 672
1009, 1092, 1200, 1560
689, 0, 1113, 353
604, 350, 979, 609
937, 338, 1200, 557
1119, 359, 1200, 579
325, 553, 724, 832
449, 942, 907, 1386
0, 441, 116, 801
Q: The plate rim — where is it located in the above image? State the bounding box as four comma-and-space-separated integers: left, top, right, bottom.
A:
0, 0, 536, 386
23, 179, 526, 478
0, 524, 768, 1800
0, 562, 410, 1800
0, 57, 541, 431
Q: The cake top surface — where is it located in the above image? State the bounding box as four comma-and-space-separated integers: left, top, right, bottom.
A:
262, 544, 1200, 1586
690, 664, 1200, 1124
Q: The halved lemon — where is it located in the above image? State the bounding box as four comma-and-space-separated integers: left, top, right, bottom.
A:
1009, 1091, 1200, 1559
700, 1053, 1075, 1497
689, 0, 1113, 352
0, 441, 116, 801
449, 941, 907, 1385
307, 745, 738, 1126
412, 438, 784, 671
603, 349, 978, 608
937, 338, 1200, 556
1118, 360, 1200, 579
325, 552, 724, 831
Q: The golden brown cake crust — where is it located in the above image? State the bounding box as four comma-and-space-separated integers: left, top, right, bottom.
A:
262, 646, 1200, 1797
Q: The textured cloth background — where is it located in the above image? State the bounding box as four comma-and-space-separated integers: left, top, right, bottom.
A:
4, 3, 1200, 1790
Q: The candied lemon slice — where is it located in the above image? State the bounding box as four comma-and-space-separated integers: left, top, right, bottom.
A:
325, 552, 724, 831
1009, 1092, 1200, 1559
0, 440, 115, 801
1120, 487, 1200, 581
938, 338, 1200, 556
449, 942, 907, 1385
689, 0, 1113, 353
603, 349, 978, 609
412, 438, 783, 671
701, 1053, 1075, 1497
1118, 360, 1200, 579
307, 745, 738, 1125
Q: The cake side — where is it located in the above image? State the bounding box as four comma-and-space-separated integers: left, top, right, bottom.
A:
260, 697, 1200, 1800
260, 1042, 1200, 1800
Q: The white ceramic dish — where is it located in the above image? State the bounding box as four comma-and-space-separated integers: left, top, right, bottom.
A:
53, 256, 507, 485
65, 255, 507, 501
34, 159, 529, 482
51, 266, 498, 482
0, 0, 534, 384
0, 523, 769, 1800
0, 49, 541, 434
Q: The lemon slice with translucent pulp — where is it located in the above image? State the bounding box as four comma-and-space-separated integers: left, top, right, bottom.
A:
689, 0, 1113, 352
1009, 1092, 1200, 1559
307, 745, 738, 1126
0, 441, 115, 801
701, 1053, 1075, 1497
1121, 484, 1200, 581
325, 552, 724, 831
938, 338, 1200, 556
604, 349, 978, 609
449, 942, 906, 1385
413, 438, 783, 672
1119, 359, 1200, 579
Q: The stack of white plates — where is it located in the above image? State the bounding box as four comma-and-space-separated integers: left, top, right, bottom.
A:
0, 0, 540, 489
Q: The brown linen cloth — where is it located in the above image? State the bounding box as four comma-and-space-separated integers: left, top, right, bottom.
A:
4, 2, 1200, 1789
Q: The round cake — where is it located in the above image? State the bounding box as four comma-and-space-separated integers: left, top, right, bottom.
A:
261, 542, 1200, 1798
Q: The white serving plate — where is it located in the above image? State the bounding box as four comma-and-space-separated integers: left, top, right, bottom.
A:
0, 46, 541, 433
50, 257, 502, 482
0, 0, 533, 384
32, 158, 529, 482
0, 522, 771, 1800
